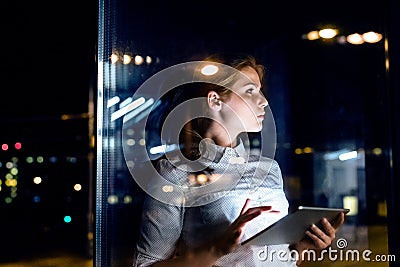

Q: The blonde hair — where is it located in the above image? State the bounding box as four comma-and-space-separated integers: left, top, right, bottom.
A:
201, 54, 265, 100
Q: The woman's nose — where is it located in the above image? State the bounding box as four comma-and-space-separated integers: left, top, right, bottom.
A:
259, 94, 268, 108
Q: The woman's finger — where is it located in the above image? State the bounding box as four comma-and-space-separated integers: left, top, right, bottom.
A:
320, 218, 336, 238
305, 230, 328, 248
234, 206, 272, 228
240, 198, 251, 215
330, 212, 345, 229
310, 223, 332, 244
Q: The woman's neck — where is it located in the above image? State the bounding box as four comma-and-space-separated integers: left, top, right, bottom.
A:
204, 123, 238, 147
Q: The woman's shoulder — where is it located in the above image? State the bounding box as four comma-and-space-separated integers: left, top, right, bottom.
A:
247, 154, 282, 177
155, 152, 209, 183
156, 154, 186, 173
247, 154, 280, 166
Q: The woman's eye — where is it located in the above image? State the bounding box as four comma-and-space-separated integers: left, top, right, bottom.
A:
246, 88, 254, 94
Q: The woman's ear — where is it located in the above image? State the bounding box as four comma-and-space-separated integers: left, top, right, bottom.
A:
207, 91, 222, 111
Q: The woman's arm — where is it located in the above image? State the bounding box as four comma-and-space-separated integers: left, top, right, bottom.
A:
149, 199, 272, 267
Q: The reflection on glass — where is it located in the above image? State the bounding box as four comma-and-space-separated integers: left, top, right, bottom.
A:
96, 0, 391, 266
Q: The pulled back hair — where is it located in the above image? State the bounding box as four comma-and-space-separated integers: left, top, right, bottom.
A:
202, 53, 265, 87
155, 54, 266, 160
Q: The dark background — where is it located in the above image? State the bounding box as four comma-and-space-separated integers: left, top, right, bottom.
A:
0, 0, 97, 262
1, 0, 98, 155
1, 1, 97, 117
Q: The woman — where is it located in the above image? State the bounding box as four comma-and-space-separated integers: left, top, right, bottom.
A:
133, 54, 345, 266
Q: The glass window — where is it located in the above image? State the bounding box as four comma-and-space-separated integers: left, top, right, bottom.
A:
96, 1, 397, 266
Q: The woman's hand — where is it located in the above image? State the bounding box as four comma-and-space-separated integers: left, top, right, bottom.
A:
303, 212, 345, 250
212, 198, 272, 257
290, 212, 345, 265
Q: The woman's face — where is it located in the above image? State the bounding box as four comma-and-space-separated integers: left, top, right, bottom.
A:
220, 66, 268, 134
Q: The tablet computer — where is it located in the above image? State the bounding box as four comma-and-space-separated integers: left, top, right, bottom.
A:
241, 206, 350, 246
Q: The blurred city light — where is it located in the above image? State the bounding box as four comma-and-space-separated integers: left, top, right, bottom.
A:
33, 195, 41, 203
123, 54, 132, 64
347, 33, 364, 45
111, 97, 146, 121
110, 53, 118, 64
149, 144, 179, 155
134, 55, 144, 65
14, 142, 22, 150
319, 28, 338, 39
372, 147, 383, 155
305, 30, 320, 40
145, 55, 152, 64
201, 64, 219, 75
303, 28, 382, 46
10, 167, 18, 175
2, 144, 9, 151
362, 31, 383, 43
61, 113, 89, 120
33, 176, 42, 184
120, 97, 154, 123
123, 195, 132, 204
37, 156, 44, 163
303, 147, 313, 153
107, 96, 121, 108
107, 195, 118, 204
339, 150, 358, 161
109, 49, 154, 66
64, 215, 72, 223
74, 183, 82, 191
119, 97, 133, 109
343, 195, 358, 215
